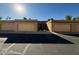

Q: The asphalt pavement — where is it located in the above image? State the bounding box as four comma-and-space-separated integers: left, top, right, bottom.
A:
0, 32, 73, 44
0, 32, 79, 55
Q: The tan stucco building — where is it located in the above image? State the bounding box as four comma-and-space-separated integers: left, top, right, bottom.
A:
0, 19, 79, 33
0, 19, 38, 32
47, 20, 79, 33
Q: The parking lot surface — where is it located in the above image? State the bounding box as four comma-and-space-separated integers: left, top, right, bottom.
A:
0, 32, 79, 55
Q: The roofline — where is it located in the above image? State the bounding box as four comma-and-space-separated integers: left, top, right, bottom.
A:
0, 19, 38, 22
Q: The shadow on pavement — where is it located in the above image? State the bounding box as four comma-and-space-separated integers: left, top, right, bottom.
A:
0, 33, 74, 44
63, 34, 79, 37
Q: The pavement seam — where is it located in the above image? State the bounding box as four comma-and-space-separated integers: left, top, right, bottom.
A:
22, 44, 31, 55
2, 43, 15, 55
9, 50, 22, 55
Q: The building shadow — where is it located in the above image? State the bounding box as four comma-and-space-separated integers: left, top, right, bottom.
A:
0, 32, 74, 44
62, 33, 79, 37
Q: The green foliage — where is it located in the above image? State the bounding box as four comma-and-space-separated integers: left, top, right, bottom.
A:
0, 17, 2, 20
23, 17, 27, 20
65, 16, 72, 21
6, 16, 11, 20
73, 18, 76, 21
48, 18, 54, 21
29, 18, 31, 20
50, 18, 54, 20
48, 19, 50, 21
76, 16, 79, 20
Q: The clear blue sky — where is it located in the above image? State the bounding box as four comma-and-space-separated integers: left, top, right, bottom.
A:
0, 3, 79, 21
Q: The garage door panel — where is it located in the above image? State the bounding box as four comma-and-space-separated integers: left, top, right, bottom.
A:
1, 23, 14, 31
18, 23, 35, 31
54, 24, 70, 32
0, 23, 1, 30
76, 24, 79, 32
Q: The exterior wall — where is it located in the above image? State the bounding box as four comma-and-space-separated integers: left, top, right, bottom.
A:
46, 20, 54, 32
54, 23, 70, 32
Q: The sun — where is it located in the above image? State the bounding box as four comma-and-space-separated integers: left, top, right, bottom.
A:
16, 5, 23, 12
12, 4, 26, 14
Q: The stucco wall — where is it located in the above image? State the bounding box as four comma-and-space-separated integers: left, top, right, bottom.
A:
46, 21, 54, 32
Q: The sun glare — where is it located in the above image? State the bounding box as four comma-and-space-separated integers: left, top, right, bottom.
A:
12, 4, 26, 15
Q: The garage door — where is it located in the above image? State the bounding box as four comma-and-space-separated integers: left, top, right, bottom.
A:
76, 24, 79, 32
18, 23, 35, 32
54, 24, 70, 32
0, 23, 1, 30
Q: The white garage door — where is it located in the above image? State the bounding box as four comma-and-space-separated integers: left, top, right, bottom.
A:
18, 23, 35, 31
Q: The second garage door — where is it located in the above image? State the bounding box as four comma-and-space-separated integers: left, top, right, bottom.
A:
54, 24, 70, 32
18, 23, 35, 32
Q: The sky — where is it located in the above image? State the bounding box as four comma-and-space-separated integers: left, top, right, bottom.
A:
0, 3, 79, 21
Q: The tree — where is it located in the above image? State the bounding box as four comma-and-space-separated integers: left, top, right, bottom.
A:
51, 18, 54, 20
6, 16, 11, 20
76, 16, 79, 21
29, 18, 31, 20
23, 17, 27, 20
48, 19, 51, 21
65, 16, 72, 21
48, 18, 54, 21
0, 17, 2, 20
73, 18, 76, 21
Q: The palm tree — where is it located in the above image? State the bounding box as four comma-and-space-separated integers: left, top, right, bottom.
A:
6, 16, 11, 20
65, 16, 72, 21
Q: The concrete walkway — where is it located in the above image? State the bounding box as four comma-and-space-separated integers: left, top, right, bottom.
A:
51, 32, 79, 44
0, 32, 79, 55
